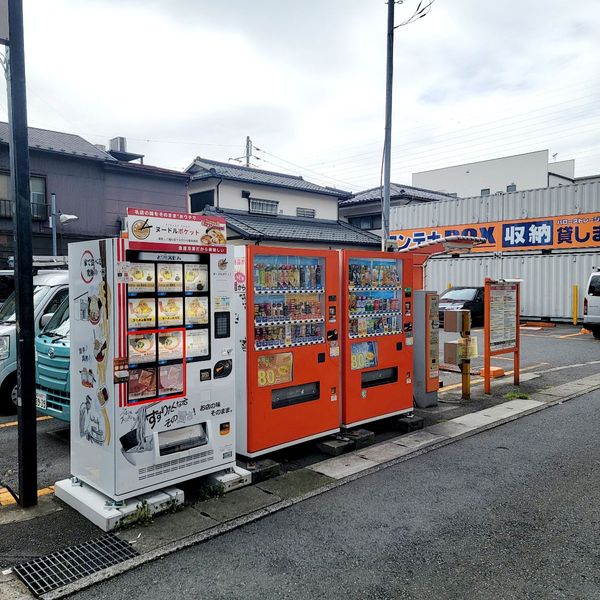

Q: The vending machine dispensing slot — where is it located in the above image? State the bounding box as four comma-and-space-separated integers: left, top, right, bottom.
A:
360, 367, 398, 388
234, 246, 340, 457
158, 424, 208, 456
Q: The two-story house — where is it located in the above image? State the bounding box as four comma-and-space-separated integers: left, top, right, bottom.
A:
185, 158, 380, 249
0, 124, 188, 266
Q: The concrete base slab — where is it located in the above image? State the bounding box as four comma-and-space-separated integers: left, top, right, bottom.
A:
308, 454, 378, 480
518, 372, 541, 382
426, 420, 475, 438
0, 571, 31, 600
117, 507, 218, 553
0, 493, 62, 526
395, 416, 425, 433
206, 466, 252, 493
194, 485, 279, 522
256, 469, 334, 500
315, 437, 354, 457
392, 429, 446, 449
237, 458, 281, 484
344, 428, 375, 449
54, 479, 184, 532
356, 442, 414, 463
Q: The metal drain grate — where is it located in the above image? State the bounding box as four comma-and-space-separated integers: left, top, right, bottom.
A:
13, 533, 139, 597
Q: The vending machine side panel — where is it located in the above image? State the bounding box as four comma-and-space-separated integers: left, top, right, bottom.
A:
69, 238, 117, 498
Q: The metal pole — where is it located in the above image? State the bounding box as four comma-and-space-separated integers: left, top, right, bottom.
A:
572, 284, 578, 326
51, 192, 56, 256
381, 0, 394, 252
7, 0, 37, 507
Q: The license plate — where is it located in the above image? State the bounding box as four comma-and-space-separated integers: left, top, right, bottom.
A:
35, 390, 47, 410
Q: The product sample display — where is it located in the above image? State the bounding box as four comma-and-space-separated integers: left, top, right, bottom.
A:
68, 234, 235, 501
235, 246, 341, 457
341, 250, 414, 427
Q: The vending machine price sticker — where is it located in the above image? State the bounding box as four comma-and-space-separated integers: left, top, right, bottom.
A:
157, 263, 183, 292
129, 263, 156, 293
185, 297, 209, 325
128, 298, 156, 329
184, 264, 208, 292
158, 297, 184, 326
186, 329, 209, 358
214, 295, 231, 311
128, 333, 156, 364
351, 341, 378, 370
257, 352, 293, 387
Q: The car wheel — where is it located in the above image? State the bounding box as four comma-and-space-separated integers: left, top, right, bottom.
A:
0, 374, 18, 415
593, 328, 600, 340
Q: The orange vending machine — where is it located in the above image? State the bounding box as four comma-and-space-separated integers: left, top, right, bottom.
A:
341, 250, 414, 428
234, 246, 341, 457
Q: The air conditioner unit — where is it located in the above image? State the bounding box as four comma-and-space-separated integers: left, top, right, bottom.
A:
109, 137, 127, 152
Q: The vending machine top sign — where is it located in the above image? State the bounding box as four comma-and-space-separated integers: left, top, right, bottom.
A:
127, 208, 227, 253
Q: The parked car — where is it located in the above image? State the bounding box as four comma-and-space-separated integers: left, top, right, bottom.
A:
583, 271, 600, 339
0, 270, 15, 306
35, 296, 71, 422
0, 271, 69, 413
439, 286, 485, 326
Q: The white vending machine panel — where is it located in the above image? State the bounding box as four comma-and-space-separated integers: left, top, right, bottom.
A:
69, 238, 236, 500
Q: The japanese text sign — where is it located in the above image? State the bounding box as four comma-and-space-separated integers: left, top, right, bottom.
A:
127, 208, 226, 253
391, 211, 600, 253
257, 353, 293, 387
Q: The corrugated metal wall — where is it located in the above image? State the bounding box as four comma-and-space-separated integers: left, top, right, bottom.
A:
425, 252, 599, 320
391, 182, 600, 229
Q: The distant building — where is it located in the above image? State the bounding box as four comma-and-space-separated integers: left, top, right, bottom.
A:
338, 183, 456, 236
0, 125, 188, 266
412, 150, 581, 198
185, 158, 380, 249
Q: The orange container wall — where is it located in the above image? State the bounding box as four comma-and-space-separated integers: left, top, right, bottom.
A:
245, 246, 341, 455
341, 250, 414, 427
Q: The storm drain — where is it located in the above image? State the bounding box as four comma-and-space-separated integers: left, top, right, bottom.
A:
13, 533, 139, 597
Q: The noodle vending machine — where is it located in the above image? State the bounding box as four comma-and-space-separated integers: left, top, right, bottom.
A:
341, 250, 414, 427
234, 246, 341, 457
66, 210, 236, 502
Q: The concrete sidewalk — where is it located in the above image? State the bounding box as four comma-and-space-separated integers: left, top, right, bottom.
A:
2, 371, 600, 599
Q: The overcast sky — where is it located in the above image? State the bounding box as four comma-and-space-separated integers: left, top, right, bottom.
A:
1, 0, 599, 191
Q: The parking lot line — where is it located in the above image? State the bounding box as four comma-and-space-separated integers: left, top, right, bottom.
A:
0, 485, 55, 506
558, 331, 588, 339
0, 415, 53, 429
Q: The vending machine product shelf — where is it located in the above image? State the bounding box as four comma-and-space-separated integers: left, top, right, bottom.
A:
234, 246, 341, 457
341, 250, 414, 428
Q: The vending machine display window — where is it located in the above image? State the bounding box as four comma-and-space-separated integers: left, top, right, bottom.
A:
253, 254, 326, 350
347, 257, 403, 339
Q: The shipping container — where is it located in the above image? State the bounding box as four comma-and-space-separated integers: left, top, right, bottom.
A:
425, 252, 600, 321
390, 182, 600, 230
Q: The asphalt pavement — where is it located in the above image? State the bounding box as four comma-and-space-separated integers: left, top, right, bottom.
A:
76, 390, 600, 600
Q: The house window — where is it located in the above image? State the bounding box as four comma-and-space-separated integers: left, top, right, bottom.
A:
0, 173, 47, 220
348, 214, 382, 230
190, 189, 215, 213
249, 198, 278, 215
481, 188, 490, 196
296, 207, 316, 218
506, 184, 516, 193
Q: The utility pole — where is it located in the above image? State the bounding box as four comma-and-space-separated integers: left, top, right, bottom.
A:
381, 0, 395, 252
5, 0, 38, 507
245, 136, 252, 167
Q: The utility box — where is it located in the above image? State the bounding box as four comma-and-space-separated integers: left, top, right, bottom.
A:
443, 309, 471, 333
413, 290, 439, 408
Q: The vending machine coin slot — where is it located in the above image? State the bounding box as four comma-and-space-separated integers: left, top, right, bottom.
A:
317, 352, 325, 363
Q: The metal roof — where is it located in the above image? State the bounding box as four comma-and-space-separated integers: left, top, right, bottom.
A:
340, 183, 457, 206
0, 122, 116, 162
188, 158, 351, 198
205, 206, 380, 247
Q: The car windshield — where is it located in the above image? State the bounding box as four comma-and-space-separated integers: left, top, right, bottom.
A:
0, 285, 51, 323
42, 297, 70, 337
441, 288, 477, 301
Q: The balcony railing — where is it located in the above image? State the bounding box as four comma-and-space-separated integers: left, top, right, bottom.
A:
0, 197, 48, 221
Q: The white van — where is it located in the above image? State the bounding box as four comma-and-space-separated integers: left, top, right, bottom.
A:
583, 270, 600, 339
0, 271, 69, 412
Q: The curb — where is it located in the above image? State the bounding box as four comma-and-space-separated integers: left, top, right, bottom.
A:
36, 374, 600, 599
